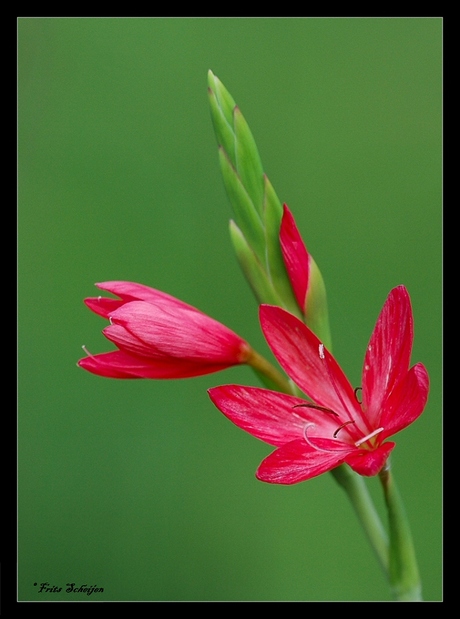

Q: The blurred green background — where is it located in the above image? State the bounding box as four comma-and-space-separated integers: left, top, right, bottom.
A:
18, 18, 442, 601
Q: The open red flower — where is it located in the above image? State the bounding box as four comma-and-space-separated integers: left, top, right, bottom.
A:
208, 285, 429, 483
78, 281, 250, 379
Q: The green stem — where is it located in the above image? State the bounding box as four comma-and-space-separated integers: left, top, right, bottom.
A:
379, 465, 422, 601
331, 465, 389, 576
245, 347, 293, 394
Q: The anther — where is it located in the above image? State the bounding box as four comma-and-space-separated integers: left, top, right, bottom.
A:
293, 403, 339, 416
333, 420, 356, 438
318, 343, 325, 359
354, 427, 384, 447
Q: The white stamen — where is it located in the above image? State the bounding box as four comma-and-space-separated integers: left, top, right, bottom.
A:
303, 423, 352, 454
303, 422, 315, 443
354, 427, 384, 447
81, 345, 94, 358
303, 423, 331, 453
319, 343, 325, 359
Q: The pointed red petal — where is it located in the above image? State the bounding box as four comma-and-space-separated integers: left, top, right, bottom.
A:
208, 385, 341, 447
78, 351, 142, 377
362, 286, 414, 428
256, 439, 347, 484
95, 281, 198, 311
84, 296, 124, 318
279, 204, 310, 312
259, 305, 362, 428
84, 281, 199, 319
379, 363, 429, 440
103, 323, 166, 359
78, 350, 234, 379
344, 442, 395, 476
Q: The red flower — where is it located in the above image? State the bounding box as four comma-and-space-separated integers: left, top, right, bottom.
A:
279, 203, 310, 313
279, 204, 331, 349
208, 285, 429, 483
78, 281, 250, 379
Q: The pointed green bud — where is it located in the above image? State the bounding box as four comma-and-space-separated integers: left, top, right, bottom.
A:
207, 80, 236, 163
233, 106, 265, 216
208, 71, 330, 339
208, 70, 236, 127
262, 175, 299, 315
304, 255, 332, 350
229, 220, 284, 308
218, 148, 266, 263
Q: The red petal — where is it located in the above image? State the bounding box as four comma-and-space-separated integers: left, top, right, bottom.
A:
103, 323, 167, 359
344, 442, 395, 476
109, 301, 247, 363
362, 286, 414, 428
95, 281, 198, 311
84, 281, 199, 319
256, 439, 347, 484
259, 305, 363, 431
379, 363, 429, 440
84, 296, 124, 318
78, 350, 234, 379
208, 385, 341, 447
279, 204, 310, 313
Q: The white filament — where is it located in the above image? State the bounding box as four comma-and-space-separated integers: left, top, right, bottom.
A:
303, 423, 331, 453
354, 427, 384, 447
81, 345, 94, 357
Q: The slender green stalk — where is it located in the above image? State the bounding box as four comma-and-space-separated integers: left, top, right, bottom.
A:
331, 465, 389, 576
379, 465, 422, 601
245, 347, 295, 395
